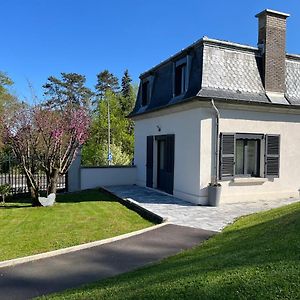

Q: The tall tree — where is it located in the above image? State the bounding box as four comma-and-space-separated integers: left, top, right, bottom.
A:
82, 90, 133, 166
0, 72, 22, 148
43, 73, 93, 109
0, 72, 19, 113
0, 72, 13, 98
95, 70, 119, 100
120, 69, 135, 115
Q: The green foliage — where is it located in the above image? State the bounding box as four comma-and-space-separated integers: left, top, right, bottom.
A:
0, 72, 13, 97
95, 70, 119, 101
82, 142, 131, 166
0, 72, 22, 149
43, 73, 94, 109
0, 72, 19, 113
44, 202, 300, 300
0, 183, 11, 203
82, 70, 136, 166
120, 69, 135, 115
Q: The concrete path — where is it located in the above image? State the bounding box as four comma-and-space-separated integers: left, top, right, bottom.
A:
0, 224, 215, 300
106, 185, 300, 232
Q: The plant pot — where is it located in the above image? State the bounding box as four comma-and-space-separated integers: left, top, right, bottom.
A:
208, 185, 222, 207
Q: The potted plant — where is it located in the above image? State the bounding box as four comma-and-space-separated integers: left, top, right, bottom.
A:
208, 182, 222, 207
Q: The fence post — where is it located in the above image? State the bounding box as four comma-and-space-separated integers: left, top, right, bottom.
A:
67, 150, 82, 192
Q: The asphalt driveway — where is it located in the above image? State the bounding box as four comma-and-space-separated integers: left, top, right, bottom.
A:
0, 224, 215, 300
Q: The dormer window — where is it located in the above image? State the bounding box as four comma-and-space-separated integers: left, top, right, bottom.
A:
142, 80, 150, 106
175, 63, 187, 96
173, 55, 190, 98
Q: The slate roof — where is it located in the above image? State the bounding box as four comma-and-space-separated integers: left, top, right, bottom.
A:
130, 37, 300, 117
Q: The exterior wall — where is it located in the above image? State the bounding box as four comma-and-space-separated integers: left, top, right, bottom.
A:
80, 166, 136, 190
200, 106, 300, 203
134, 107, 207, 204
135, 103, 300, 205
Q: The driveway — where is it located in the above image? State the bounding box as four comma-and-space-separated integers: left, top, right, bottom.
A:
106, 185, 300, 232
0, 224, 214, 300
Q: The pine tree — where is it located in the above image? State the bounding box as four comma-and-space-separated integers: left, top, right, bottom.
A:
120, 69, 135, 115
95, 70, 119, 100
43, 73, 93, 109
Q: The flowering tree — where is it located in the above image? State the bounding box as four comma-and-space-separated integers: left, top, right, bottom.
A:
2, 104, 90, 205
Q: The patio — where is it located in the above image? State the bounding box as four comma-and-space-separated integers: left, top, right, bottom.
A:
106, 185, 300, 232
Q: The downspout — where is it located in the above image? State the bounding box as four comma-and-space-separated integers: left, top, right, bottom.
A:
211, 99, 220, 185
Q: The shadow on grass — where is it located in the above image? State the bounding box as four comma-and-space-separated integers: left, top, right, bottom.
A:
0, 204, 32, 209
0, 189, 118, 209
55, 189, 118, 204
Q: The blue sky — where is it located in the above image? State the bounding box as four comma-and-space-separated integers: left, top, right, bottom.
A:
1, 0, 300, 101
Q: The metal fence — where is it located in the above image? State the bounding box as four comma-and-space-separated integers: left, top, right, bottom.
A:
0, 154, 66, 195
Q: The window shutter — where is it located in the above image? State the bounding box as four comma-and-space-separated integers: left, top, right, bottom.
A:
220, 133, 235, 179
149, 75, 154, 103
146, 136, 154, 187
185, 54, 192, 91
265, 134, 280, 178
172, 63, 176, 98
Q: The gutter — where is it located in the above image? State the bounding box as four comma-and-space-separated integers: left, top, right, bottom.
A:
211, 99, 220, 184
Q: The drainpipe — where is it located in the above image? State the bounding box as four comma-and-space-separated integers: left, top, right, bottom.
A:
211, 99, 220, 185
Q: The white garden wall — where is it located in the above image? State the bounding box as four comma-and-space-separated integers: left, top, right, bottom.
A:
80, 166, 136, 190
68, 152, 136, 192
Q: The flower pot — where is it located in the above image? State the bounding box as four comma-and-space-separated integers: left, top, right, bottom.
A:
208, 185, 222, 207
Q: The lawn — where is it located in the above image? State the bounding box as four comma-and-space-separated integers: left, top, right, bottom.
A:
42, 201, 300, 300
0, 190, 153, 262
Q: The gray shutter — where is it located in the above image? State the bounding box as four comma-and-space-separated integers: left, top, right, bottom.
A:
220, 133, 235, 179
148, 75, 154, 102
172, 62, 176, 98
146, 136, 154, 187
265, 134, 280, 178
185, 54, 192, 91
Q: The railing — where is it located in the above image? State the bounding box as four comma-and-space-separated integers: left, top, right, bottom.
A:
0, 154, 66, 195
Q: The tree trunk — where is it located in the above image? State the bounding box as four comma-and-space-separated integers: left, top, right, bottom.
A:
47, 169, 59, 195
25, 176, 40, 206
29, 185, 40, 206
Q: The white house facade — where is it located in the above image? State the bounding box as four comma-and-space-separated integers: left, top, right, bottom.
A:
130, 9, 300, 205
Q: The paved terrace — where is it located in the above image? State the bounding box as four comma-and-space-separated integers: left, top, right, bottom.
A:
106, 185, 300, 232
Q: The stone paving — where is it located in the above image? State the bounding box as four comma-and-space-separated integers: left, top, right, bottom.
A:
106, 185, 300, 232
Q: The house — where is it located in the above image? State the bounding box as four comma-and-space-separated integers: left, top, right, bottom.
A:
129, 9, 300, 205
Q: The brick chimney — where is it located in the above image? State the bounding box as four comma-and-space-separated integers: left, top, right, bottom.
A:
256, 9, 290, 104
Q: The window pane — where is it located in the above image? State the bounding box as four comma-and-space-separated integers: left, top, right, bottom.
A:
236, 140, 244, 175
181, 64, 186, 92
246, 140, 258, 176
175, 63, 186, 96
142, 81, 149, 106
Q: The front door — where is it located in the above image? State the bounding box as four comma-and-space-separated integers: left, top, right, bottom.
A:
157, 135, 175, 194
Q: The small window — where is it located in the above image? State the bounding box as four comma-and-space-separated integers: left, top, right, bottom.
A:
174, 63, 187, 97
142, 81, 149, 106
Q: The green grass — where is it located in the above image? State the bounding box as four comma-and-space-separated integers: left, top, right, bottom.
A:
0, 190, 153, 261
42, 201, 300, 300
